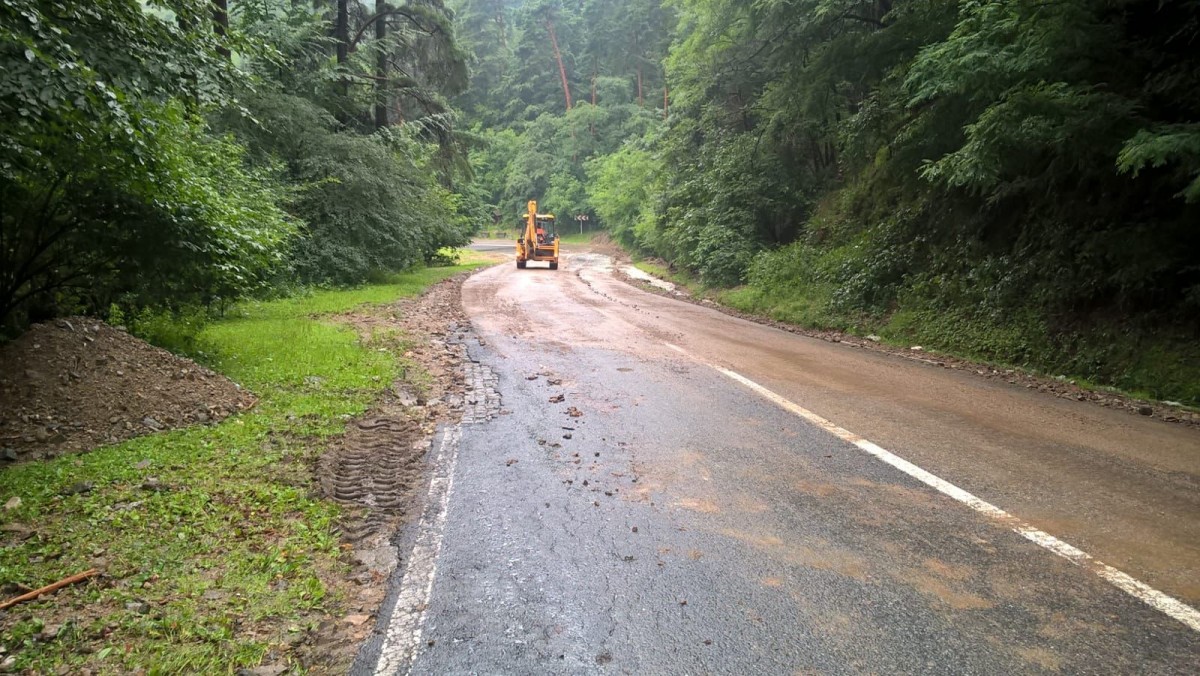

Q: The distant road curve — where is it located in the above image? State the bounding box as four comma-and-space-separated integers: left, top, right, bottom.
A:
466, 238, 513, 252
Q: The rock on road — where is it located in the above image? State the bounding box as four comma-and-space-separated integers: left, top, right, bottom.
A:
357, 247, 1200, 674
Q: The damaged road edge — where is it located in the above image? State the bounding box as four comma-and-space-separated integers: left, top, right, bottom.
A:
354, 423, 461, 676
352, 340, 502, 676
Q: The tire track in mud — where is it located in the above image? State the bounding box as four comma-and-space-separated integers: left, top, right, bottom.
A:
301, 274, 498, 672
321, 414, 430, 543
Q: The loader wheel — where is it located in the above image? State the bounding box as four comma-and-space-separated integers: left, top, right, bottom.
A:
517, 260, 526, 269
549, 262, 558, 270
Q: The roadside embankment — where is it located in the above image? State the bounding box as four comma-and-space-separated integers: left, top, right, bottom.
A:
0, 259, 486, 673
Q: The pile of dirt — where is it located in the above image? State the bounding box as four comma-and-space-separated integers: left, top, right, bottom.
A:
0, 317, 256, 463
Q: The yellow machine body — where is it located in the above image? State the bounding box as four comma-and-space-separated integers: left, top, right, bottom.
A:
516, 199, 559, 269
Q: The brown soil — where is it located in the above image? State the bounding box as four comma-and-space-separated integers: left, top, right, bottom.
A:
297, 274, 476, 673
0, 317, 255, 463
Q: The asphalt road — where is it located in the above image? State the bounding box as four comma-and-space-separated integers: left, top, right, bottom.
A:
467, 239, 516, 253
363, 249, 1200, 674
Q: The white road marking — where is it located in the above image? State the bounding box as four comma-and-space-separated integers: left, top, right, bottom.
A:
664, 342, 1200, 633
373, 425, 462, 675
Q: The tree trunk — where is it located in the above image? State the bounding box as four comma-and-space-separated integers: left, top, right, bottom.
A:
590, 57, 597, 137
547, 20, 572, 111
336, 0, 349, 98
662, 71, 669, 120
635, 32, 643, 108
212, 0, 230, 59
375, 1, 388, 129
496, 6, 508, 48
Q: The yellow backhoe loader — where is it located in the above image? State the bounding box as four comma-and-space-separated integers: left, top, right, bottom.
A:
515, 199, 559, 270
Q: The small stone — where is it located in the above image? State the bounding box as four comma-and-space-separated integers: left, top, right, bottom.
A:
910, 345, 923, 351
1, 449, 16, 462
344, 614, 371, 626
142, 417, 162, 431
0, 656, 15, 672
141, 478, 163, 491
125, 601, 150, 614
866, 335, 881, 342
61, 482, 94, 496
1137, 406, 1153, 416
3, 497, 19, 510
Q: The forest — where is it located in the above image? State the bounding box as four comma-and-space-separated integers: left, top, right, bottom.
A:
1, 0, 478, 334
3, 0, 1199, 402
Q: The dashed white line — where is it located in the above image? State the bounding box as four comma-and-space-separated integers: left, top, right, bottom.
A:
373, 425, 462, 675
664, 342, 1200, 633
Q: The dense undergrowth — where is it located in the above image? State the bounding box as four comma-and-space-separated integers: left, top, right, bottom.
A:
0, 263, 478, 672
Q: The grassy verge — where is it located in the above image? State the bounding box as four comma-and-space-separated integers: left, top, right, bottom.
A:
0, 261, 483, 672
557, 230, 600, 245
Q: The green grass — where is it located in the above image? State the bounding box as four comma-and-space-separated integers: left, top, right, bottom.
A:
556, 230, 600, 245
0, 260, 484, 673
721, 284, 854, 332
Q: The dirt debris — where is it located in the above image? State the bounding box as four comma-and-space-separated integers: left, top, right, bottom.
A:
0, 317, 255, 462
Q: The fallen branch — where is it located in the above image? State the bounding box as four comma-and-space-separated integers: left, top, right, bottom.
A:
0, 569, 98, 610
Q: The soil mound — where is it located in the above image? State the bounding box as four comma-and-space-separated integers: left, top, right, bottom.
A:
0, 317, 255, 463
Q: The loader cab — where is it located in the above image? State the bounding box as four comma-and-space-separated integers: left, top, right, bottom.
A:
535, 215, 557, 243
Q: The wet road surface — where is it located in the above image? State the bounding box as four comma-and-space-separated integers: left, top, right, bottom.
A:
361, 250, 1200, 674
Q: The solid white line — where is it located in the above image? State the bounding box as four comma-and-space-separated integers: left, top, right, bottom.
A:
374, 425, 462, 675
663, 342, 1200, 633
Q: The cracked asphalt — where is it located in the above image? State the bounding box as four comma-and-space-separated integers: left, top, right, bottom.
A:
385, 250, 1200, 674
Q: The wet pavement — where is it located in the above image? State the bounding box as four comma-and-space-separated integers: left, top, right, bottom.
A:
360, 251, 1200, 674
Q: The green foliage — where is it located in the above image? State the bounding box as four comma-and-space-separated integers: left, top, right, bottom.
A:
0, 0, 293, 332
217, 91, 468, 285
586, 144, 659, 247
450, 0, 674, 227
0, 0, 485, 333
1118, 124, 1200, 202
